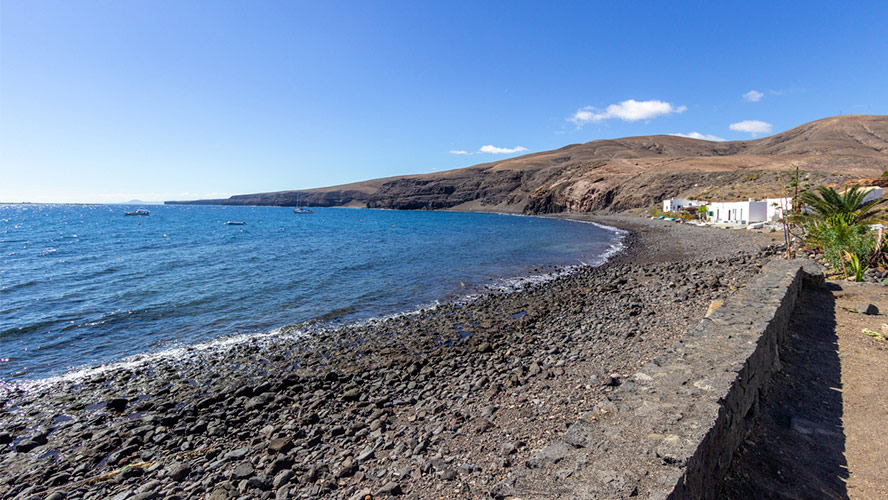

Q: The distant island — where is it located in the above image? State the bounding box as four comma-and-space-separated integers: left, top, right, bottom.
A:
167, 115, 888, 214
122, 200, 164, 205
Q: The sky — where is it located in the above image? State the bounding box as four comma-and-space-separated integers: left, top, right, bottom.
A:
1, 1, 887, 203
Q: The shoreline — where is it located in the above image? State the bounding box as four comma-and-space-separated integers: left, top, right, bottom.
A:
2, 213, 627, 391
0, 215, 780, 500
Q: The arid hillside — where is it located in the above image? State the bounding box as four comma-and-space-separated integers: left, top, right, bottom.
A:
167, 115, 888, 213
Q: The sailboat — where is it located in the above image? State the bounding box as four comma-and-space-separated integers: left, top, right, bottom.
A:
293, 192, 313, 214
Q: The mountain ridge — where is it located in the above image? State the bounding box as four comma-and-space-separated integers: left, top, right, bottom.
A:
167, 115, 888, 214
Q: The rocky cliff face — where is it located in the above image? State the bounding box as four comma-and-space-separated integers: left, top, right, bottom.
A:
167, 115, 888, 213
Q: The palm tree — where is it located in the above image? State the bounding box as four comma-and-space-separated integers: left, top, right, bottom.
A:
797, 185, 886, 225
793, 185, 886, 277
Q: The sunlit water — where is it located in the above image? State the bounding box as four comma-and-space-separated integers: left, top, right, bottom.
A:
0, 204, 623, 381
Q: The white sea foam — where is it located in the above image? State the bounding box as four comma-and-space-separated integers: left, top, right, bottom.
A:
4, 327, 312, 396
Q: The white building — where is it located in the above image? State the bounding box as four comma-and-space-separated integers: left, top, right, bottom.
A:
765, 197, 793, 221
859, 186, 883, 204
662, 198, 706, 213
706, 199, 768, 225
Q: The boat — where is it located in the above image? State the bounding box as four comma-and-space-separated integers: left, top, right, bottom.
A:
225, 221, 246, 225
124, 209, 150, 216
293, 193, 313, 214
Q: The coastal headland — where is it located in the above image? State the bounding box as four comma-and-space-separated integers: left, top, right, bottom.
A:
1, 217, 782, 499
166, 115, 888, 215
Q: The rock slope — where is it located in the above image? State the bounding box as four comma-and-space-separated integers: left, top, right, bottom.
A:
167, 115, 888, 214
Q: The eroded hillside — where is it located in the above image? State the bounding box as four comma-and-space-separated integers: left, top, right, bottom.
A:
167, 115, 888, 213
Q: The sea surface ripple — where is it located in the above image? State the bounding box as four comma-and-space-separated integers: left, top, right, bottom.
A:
0, 204, 622, 381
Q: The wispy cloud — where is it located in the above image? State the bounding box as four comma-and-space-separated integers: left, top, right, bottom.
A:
729, 120, 772, 136
479, 145, 527, 154
451, 145, 528, 155
568, 99, 686, 127
671, 132, 726, 142
743, 90, 764, 102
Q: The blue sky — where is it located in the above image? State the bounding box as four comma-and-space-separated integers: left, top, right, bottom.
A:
1, 1, 886, 203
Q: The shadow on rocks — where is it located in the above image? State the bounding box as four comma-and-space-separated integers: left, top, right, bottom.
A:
720, 285, 848, 499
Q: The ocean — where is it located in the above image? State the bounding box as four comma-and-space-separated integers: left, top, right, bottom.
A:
0, 204, 623, 381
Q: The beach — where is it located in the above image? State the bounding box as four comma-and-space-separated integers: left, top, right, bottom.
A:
0, 216, 780, 500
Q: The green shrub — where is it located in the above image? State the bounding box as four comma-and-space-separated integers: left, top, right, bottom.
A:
804, 218, 876, 275
847, 253, 869, 282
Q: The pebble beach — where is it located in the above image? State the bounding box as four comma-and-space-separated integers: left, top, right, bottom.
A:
1, 216, 780, 500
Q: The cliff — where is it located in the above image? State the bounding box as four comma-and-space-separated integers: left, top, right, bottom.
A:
166, 115, 888, 214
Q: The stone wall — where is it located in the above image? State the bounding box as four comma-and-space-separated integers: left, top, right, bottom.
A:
492, 259, 824, 499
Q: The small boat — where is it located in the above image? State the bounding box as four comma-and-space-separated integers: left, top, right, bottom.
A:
293, 193, 313, 214
124, 209, 150, 216
225, 221, 246, 225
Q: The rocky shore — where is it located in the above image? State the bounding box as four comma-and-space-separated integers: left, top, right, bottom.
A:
1, 216, 779, 500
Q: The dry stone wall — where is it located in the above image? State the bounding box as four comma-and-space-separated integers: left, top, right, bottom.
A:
492, 259, 824, 499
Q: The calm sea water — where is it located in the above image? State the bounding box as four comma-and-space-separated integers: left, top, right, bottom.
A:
0, 204, 622, 381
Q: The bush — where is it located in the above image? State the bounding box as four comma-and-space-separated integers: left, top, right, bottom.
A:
804, 218, 876, 275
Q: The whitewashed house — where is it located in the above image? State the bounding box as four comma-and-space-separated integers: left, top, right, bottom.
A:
662, 198, 706, 212
858, 186, 883, 204
706, 199, 768, 225
765, 197, 793, 221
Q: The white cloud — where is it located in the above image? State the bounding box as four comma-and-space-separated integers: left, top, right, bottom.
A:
671, 132, 726, 142
450, 145, 529, 155
729, 120, 773, 135
743, 90, 764, 102
568, 99, 686, 127
479, 145, 528, 154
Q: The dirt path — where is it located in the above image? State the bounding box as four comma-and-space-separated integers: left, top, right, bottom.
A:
833, 283, 888, 499
721, 281, 888, 499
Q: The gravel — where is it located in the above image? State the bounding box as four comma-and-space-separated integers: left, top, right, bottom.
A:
0, 215, 781, 500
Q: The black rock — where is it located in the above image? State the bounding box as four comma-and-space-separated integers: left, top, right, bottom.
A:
120, 466, 144, 479
858, 303, 879, 315
106, 398, 129, 412
231, 462, 254, 480
267, 437, 293, 454
268, 455, 293, 475
166, 462, 191, 481
15, 438, 42, 453
376, 480, 403, 496
246, 475, 271, 490
272, 469, 294, 489
440, 468, 457, 481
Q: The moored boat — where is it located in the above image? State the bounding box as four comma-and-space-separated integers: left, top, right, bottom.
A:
293, 193, 313, 214
124, 209, 150, 216
225, 221, 246, 225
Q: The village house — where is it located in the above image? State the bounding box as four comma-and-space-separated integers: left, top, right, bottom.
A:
705, 200, 766, 225
856, 186, 883, 204
702, 197, 794, 225
662, 198, 706, 213
765, 197, 793, 221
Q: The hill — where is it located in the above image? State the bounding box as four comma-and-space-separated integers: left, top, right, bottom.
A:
166, 115, 888, 213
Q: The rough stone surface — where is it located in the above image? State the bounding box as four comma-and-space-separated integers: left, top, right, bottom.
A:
493, 259, 823, 499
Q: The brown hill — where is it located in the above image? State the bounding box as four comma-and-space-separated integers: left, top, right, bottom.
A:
167, 115, 888, 213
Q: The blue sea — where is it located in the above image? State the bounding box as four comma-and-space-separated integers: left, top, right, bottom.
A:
0, 204, 623, 382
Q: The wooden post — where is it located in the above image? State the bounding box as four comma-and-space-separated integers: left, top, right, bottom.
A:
874, 226, 885, 267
